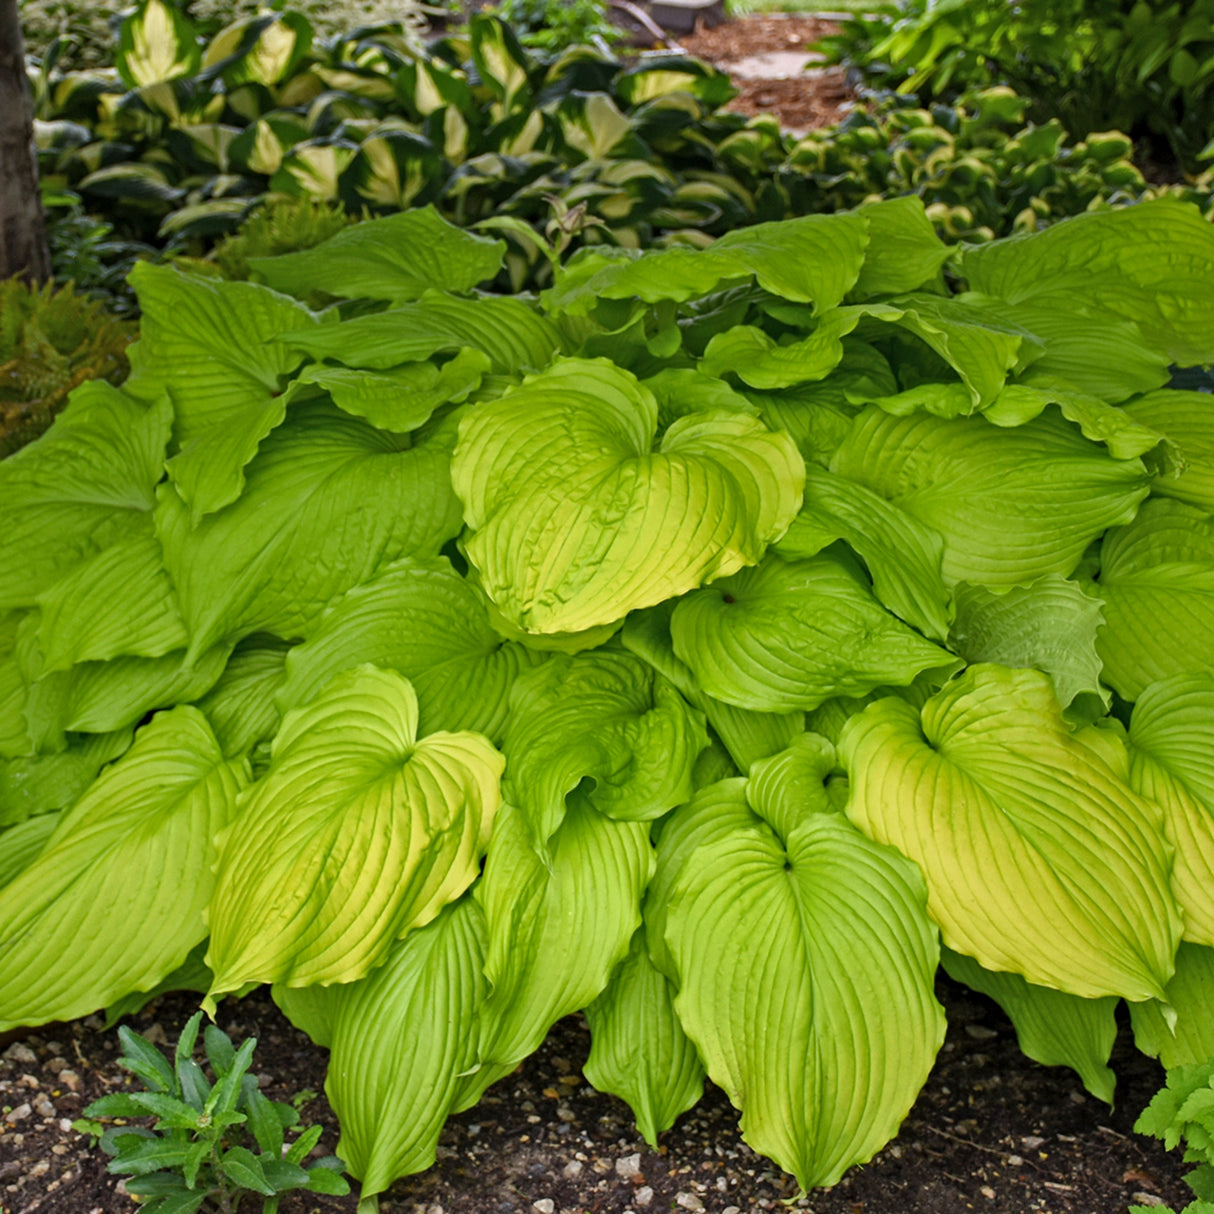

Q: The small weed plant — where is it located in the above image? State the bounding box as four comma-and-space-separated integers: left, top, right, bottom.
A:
1133, 1058, 1214, 1214
75, 1011, 349, 1213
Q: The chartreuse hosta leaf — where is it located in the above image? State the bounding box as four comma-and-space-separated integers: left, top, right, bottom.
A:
250, 206, 505, 304
452, 358, 804, 635
941, 948, 1118, 1104
622, 601, 805, 773
840, 665, 1182, 1000
458, 798, 652, 1108
1126, 677, 1214, 946
205, 666, 503, 1000
0, 730, 132, 830
0, 707, 246, 1032
1087, 498, 1214, 701
584, 929, 705, 1147
156, 401, 463, 661
832, 406, 1151, 587
948, 576, 1109, 719
775, 465, 952, 641
283, 291, 561, 375
0, 383, 171, 610
502, 650, 708, 845
1129, 942, 1214, 1069
295, 349, 490, 434
550, 211, 869, 312
277, 557, 543, 745
0, 813, 59, 888
655, 740, 945, 1190
313, 899, 487, 1210
115, 0, 201, 88
670, 552, 958, 715
127, 264, 326, 521
960, 199, 1214, 371
849, 196, 950, 298
0, 613, 30, 760
1125, 390, 1214, 511
193, 636, 291, 760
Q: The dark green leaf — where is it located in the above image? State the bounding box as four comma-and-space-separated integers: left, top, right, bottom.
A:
218, 1145, 276, 1195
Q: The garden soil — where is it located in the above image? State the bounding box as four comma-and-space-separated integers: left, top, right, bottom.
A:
0, 975, 1193, 1214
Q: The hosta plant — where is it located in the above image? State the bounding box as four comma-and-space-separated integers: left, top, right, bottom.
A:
3, 199, 1214, 1209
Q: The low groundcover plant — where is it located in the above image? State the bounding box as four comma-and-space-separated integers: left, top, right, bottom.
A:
2, 197, 1214, 1211
76, 1011, 348, 1213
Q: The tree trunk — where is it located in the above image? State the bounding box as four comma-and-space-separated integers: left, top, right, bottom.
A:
0, 0, 50, 283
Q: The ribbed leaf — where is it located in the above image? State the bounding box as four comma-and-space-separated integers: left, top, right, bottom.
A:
657, 751, 944, 1190
206, 666, 502, 998
0, 813, 59, 889
460, 798, 652, 1107
282, 291, 561, 374
127, 264, 325, 521
0, 708, 246, 1031
250, 207, 505, 303
156, 401, 463, 661
831, 406, 1151, 587
1088, 498, 1214, 701
584, 929, 704, 1146
840, 665, 1181, 999
1124, 390, 1214, 511
277, 557, 543, 745
942, 948, 1117, 1104
670, 553, 957, 714
949, 576, 1108, 717
452, 358, 804, 635
502, 650, 708, 845
1127, 676, 1214, 946
1129, 942, 1214, 1069
774, 465, 952, 641
323, 899, 488, 1200
0, 383, 171, 610
0, 730, 131, 829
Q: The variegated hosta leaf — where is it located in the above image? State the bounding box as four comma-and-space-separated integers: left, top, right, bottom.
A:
459, 798, 653, 1108
277, 557, 544, 746
451, 358, 804, 635
127, 263, 326, 521
656, 752, 944, 1190
670, 553, 958, 714
502, 650, 708, 845
1086, 498, 1214, 701
1127, 676, 1214, 946
949, 576, 1109, 718
205, 666, 503, 1000
831, 406, 1151, 587
283, 290, 561, 375
0, 708, 246, 1031
774, 464, 953, 641
941, 948, 1118, 1104
156, 401, 463, 661
584, 929, 705, 1146
840, 664, 1182, 1000
203, 13, 312, 87
1124, 389, 1214, 511
1129, 941, 1214, 1069
319, 899, 488, 1202
0, 383, 171, 610
115, 0, 202, 88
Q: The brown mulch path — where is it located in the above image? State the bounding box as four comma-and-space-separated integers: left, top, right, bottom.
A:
679, 15, 855, 132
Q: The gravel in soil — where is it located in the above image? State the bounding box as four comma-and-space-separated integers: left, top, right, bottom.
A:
0, 976, 1191, 1214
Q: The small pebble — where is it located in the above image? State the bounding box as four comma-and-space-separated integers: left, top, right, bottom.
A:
45, 1057, 67, 1075
1007, 1154, 1024, 1166
142, 1024, 168, 1046
722, 1208, 742, 1214
634, 1186, 654, 1208
1022, 1135, 1045, 1149
964, 1024, 997, 1041
4, 1103, 31, 1123
58, 1070, 81, 1093
1133, 1196, 1165, 1208
1069, 1091, 1086, 1104
556, 1105, 576, 1123
51, 1145, 67, 1156
980, 1185, 995, 1199
28, 1161, 49, 1179
2, 1046, 35, 1065
675, 1194, 705, 1211
532, 1200, 555, 1214
615, 1153, 642, 1180
562, 1161, 583, 1179
35, 1098, 55, 1118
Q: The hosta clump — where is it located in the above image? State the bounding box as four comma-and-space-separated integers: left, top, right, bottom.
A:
3, 198, 1214, 1208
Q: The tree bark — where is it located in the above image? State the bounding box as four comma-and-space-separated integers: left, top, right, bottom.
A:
0, 0, 50, 283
